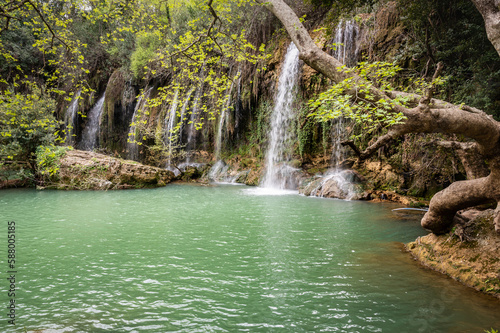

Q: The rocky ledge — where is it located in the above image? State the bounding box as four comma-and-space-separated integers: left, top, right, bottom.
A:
406, 209, 500, 299
39, 150, 174, 190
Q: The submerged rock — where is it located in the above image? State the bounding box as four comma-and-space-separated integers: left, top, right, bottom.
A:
300, 169, 365, 200
406, 209, 500, 299
39, 149, 174, 190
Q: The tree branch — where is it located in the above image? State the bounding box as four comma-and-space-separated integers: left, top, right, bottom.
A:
419, 61, 443, 107
169, 0, 220, 62
340, 140, 361, 157
25, 0, 70, 49
421, 176, 496, 233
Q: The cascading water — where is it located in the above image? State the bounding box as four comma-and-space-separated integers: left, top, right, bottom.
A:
127, 87, 153, 161
185, 64, 206, 162
207, 160, 241, 184
261, 42, 301, 190
64, 89, 82, 145
164, 89, 179, 167
208, 70, 241, 184
178, 87, 195, 138
214, 73, 236, 160
308, 20, 359, 200
80, 95, 105, 151
309, 171, 358, 200
332, 19, 359, 66
185, 84, 204, 162
328, 19, 359, 166
331, 116, 347, 167
307, 21, 360, 199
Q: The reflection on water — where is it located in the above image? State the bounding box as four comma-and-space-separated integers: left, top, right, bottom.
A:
0, 185, 498, 332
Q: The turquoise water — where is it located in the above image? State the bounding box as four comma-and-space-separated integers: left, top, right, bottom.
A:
0, 184, 499, 332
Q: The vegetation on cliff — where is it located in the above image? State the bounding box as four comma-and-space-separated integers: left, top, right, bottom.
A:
1, 0, 500, 236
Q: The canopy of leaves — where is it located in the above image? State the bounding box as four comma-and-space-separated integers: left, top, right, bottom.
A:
0, 83, 60, 179
308, 61, 445, 143
398, 0, 500, 117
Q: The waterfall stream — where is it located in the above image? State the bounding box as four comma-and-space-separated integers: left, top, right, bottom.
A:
305, 19, 361, 199
185, 65, 206, 162
261, 42, 301, 190
80, 95, 105, 151
127, 87, 153, 161
164, 90, 179, 167
332, 19, 359, 66
331, 117, 347, 167
214, 74, 236, 160
64, 89, 82, 145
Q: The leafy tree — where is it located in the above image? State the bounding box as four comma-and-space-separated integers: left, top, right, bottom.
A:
0, 83, 60, 181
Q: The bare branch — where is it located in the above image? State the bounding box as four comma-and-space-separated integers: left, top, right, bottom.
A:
340, 140, 361, 157
419, 61, 444, 107
431, 140, 478, 150
358, 127, 407, 160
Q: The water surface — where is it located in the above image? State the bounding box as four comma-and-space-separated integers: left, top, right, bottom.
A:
0, 184, 499, 332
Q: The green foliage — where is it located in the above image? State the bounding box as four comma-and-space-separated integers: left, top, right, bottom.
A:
36, 145, 71, 179
308, 0, 375, 11
0, 84, 60, 178
398, 0, 500, 118
298, 106, 314, 157
130, 31, 164, 78
484, 329, 498, 333
309, 61, 446, 144
309, 62, 401, 138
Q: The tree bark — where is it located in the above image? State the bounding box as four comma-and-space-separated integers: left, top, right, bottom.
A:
471, 0, 500, 57
257, 0, 500, 234
433, 141, 490, 179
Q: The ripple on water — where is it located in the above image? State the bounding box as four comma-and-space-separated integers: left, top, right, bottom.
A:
2, 185, 499, 332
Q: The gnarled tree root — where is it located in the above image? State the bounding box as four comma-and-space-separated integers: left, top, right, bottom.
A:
422, 176, 500, 234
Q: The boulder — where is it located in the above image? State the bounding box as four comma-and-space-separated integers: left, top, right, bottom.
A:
40, 149, 174, 190
299, 170, 364, 200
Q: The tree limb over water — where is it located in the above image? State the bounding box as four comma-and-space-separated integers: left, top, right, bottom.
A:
256, 0, 500, 234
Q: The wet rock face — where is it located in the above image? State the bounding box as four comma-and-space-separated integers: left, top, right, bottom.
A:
299, 169, 365, 200
41, 150, 174, 190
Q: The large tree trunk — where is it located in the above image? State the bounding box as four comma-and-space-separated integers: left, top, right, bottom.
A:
471, 0, 500, 57
256, 0, 500, 234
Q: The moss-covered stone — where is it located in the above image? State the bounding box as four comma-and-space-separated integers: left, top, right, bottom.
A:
38, 149, 174, 190
406, 210, 500, 299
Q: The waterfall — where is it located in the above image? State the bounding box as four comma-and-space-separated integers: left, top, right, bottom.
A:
80, 95, 105, 151
164, 89, 179, 167
331, 117, 347, 167
64, 89, 82, 145
214, 72, 237, 160
308, 19, 359, 199
127, 87, 153, 161
332, 19, 359, 66
308, 170, 358, 200
176, 86, 196, 154
185, 81, 204, 161
261, 42, 301, 190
